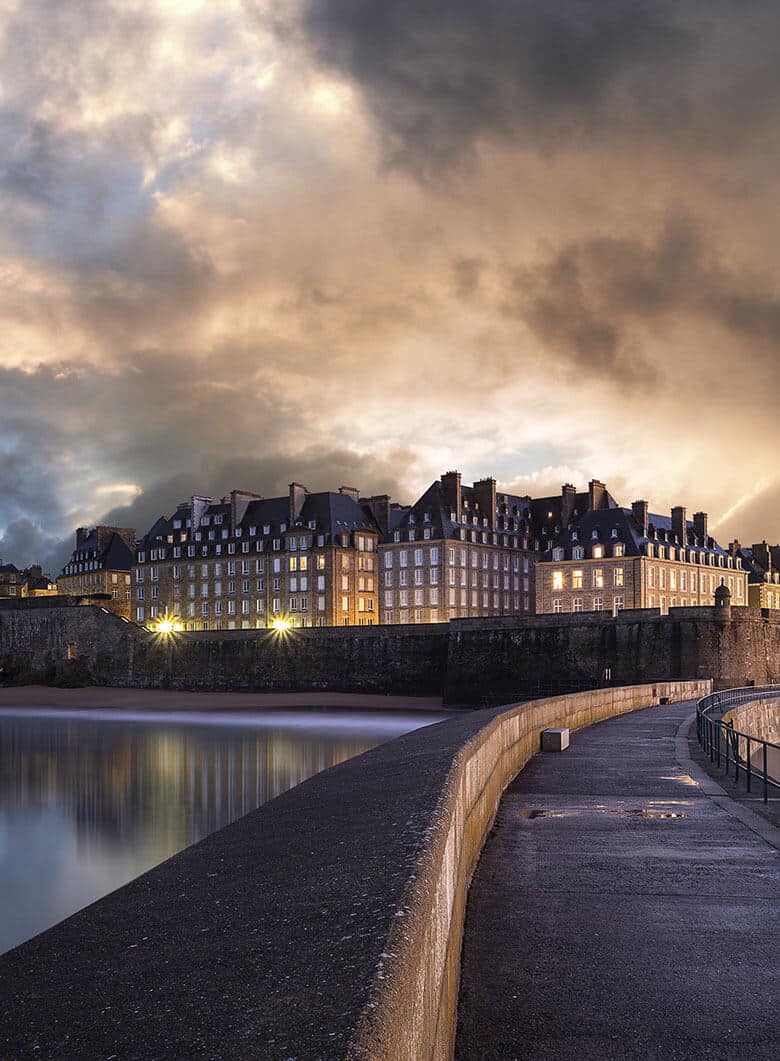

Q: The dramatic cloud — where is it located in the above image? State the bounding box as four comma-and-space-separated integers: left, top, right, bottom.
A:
0, 0, 779, 572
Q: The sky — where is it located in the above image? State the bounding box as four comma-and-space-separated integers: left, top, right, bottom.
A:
1, 0, 779, 574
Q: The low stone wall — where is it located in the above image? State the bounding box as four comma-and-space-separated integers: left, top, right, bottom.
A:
0, 679, 710, 1060
348, 679, 711, 1060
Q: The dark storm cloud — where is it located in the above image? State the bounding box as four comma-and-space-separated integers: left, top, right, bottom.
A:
0, 358, 414, 569
300, 0, 780, 170
505, 220, 780, 383
98, 447, 409, 539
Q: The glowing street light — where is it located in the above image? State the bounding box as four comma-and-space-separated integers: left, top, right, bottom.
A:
149, 613, 183, 637
271, 617, 293, 633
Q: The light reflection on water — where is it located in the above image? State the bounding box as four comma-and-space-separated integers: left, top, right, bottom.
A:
0, 708, 446, 955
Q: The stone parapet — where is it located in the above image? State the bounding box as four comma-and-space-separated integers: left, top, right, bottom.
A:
0, 680, 710, 1059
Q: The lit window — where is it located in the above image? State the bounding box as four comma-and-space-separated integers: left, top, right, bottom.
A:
573, 570, 584, 589
552, 571, 564, 590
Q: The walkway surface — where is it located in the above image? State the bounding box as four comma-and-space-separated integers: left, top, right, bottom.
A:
456, 699, 780, 1060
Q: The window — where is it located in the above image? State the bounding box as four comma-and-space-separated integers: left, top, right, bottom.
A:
573, 546, 584, 560
592, 545, 603, 559
613, 597, 624, 615
341, 596, 349, 612
594, 597, 604, 611
553, 599, 562, 614
573, 598, 583, 613
552, 548, 564, 562
552, 571, 564, 590
593, 569, 604, 589
613, 568, 624, 587
573, 570, 584, 590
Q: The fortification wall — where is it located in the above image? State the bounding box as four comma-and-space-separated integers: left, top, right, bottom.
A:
1, 599, 779, 702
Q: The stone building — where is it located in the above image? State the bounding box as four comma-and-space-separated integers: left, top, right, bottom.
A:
536, 488, 748, 615
730, 541, 780, 610
133, 484, 380, 631
58, 526, 135, 618
376, 471, 538, 624
20, 566, 57, 597
0, 562, 21, 599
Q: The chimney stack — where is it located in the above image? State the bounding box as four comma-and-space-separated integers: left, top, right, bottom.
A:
440, 470, 463, 522
561, 483, 577, 526
671, 505, 686, 543
631, 500, 649, 537
338, 485, 360, 502
472, 477, 497, 528
693, 511, 708, 542
75, 527, 89, 548
588, 479, 607, 512
289, 482, 308, 523
360, 494, 391, 536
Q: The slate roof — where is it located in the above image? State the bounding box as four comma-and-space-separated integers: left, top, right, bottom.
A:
541, 506, 731, 562
382, 478, 534, 544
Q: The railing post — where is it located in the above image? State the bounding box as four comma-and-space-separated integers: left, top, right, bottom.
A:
746, 737, 751, 793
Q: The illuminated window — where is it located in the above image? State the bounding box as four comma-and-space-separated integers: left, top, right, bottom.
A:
613, 568, 624, 587
593, 569, 604, 589
552, 571, 564, 590
592, 545, 604, 559
573, 570, 584, 589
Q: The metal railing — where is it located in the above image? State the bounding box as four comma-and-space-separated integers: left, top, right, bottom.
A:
696, 685, 780, 803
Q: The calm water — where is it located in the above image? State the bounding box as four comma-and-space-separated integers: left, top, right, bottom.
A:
0, 707, 446, 955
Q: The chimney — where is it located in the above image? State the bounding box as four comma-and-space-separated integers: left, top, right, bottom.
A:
752, 541, 770, 572
693, 511, 708, 542
770, 545, 780, 573
561, 483, 577, 526
588, 479, 607, 511
360, 495, 391, 536
671, 506, 686, 543
728, 539, 741, 560
289, 482, 308, 523
75, 527, 89, 548
190, 496, 212, 531
472, 477, 497, 527
440, 470, 462, 522
231, 489, 263, 530
338, 485, 360, 502
631, 500, 649, 537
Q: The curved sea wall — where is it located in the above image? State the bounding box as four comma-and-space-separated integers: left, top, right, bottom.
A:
0, 679, 709, 1060
722, 696, 780, 783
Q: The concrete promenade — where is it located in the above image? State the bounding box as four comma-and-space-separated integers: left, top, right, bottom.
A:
456, 700, 780, 1060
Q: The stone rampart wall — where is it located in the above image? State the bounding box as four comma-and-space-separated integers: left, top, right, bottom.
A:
1, 598, 778, 702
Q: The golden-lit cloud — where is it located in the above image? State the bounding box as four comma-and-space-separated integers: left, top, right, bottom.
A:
1, 0, 779, 571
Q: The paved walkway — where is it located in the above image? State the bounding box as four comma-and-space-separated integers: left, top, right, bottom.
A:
456, 700, 780, 1060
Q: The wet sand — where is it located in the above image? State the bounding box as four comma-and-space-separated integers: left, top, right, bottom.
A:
0, 684, 447, 713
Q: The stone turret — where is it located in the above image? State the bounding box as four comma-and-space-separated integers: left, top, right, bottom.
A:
714, 579, 732, 623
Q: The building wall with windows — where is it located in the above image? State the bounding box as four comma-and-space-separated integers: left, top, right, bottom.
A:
133, 485, 379, 631
378, 472, 537, 625
0, 563, 21, 599
58, 526, 134, 618
731, 540, 780, 610
536, 497, 748, 615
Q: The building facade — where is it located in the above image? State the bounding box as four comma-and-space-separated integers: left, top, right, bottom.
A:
58, 526, 135, 618
536, 492, 748, 615
377, 472, 538, 624
20, 566, 57, 597
0, 562, 20, 599
731, 541, 780, 611
133, 484, 380, 631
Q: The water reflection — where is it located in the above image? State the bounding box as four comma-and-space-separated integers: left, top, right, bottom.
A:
0, 708, 445, 955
